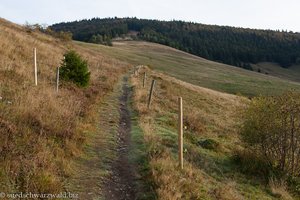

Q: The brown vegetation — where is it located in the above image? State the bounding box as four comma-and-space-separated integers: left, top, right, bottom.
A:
0, 18, 129, 193
130, 67, 249, 199
241, 92, 300, 177
130, 65, 300, 199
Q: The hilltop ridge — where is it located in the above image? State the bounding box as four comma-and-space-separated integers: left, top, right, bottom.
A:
51, 17, 300, 69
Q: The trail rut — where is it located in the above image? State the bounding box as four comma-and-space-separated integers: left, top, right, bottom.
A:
103, 77, 137, 200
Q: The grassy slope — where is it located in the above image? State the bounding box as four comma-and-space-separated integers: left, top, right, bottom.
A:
251, 62, 300, 82
131, 67, 296, 199
77, 41, 300, 97
74, 40, 299, 199
2, 16, 297, 200
0, 18, 129, 194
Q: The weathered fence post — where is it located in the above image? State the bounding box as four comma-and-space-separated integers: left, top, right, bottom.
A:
56, 66, 60, 92
137, 66, 140, 73
147, 80, 156, 109
143, 72, 146, 88
96, 62, 99, 74
178, 97, 183, 169
134, 68, 138, 76
34, 48, 37, 86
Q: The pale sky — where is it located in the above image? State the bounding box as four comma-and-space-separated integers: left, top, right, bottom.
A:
0, 0, 300, 32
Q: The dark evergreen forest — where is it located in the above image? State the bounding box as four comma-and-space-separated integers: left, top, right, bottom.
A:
50, 17, 300, 68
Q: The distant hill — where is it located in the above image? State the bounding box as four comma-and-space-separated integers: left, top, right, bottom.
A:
51, 17, 300, 68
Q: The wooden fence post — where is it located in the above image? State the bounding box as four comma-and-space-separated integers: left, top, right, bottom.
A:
56, 66, 60, 92
178, 97, 183, 169
143, 72, 146, 88
147, 80, 156, 109
135, 67, 138, 76
34, 48, 37, 86
96, 62, 99, 74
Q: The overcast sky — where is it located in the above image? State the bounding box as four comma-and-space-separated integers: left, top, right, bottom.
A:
0, 0, 299, 32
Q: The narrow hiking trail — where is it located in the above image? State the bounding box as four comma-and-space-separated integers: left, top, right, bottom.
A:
66, 75, 139, 200
103, 76, 137, 200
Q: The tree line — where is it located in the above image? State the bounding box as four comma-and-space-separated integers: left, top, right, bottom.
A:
50, 17, 300, 68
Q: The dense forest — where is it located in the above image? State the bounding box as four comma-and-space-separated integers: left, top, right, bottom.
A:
50, 18, 300, 68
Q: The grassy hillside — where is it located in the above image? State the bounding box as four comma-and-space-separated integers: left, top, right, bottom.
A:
130, 67, 297, 199
251, 62, 300, 82
77, 41, 300, 96
0, 18, 128, 194
2, 17, 299, 200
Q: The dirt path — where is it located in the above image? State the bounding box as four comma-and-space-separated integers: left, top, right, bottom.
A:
65, 76, 142, 199
103, 77, 137, 200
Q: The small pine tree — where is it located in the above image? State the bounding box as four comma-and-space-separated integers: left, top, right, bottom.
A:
60, 50, 90, 87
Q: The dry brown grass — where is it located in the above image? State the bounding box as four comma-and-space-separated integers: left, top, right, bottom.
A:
130, 66, 297, 199
0, 18, 129, 193
210, 181, 244, 200
269, 179, 294, 200
130, 67, 248, 199
151, 155, 211, 200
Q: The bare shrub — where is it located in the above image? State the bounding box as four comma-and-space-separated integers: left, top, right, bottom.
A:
240, 92, 300, 177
